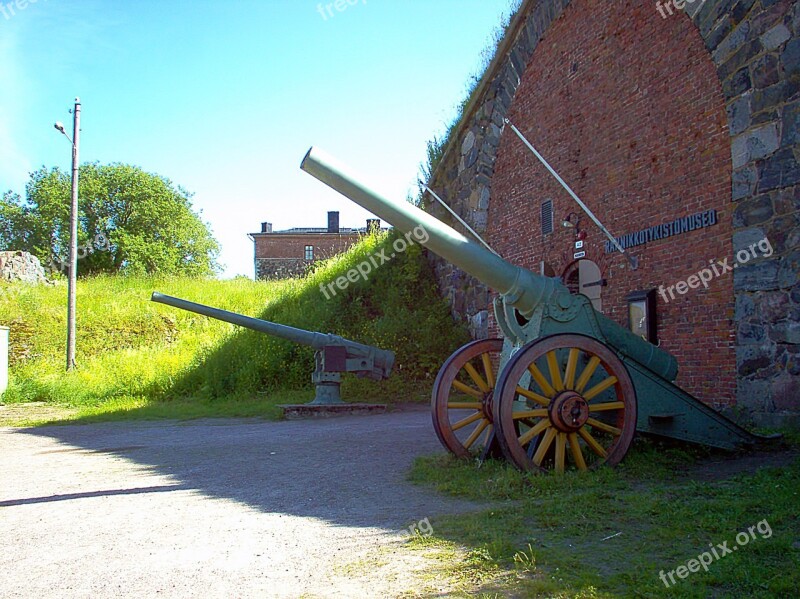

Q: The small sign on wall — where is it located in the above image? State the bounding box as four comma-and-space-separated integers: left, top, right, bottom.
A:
573, 251, 586, 260
575, 240, 584, 249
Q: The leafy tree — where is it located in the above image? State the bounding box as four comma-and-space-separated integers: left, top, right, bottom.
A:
0, 163, 220, 276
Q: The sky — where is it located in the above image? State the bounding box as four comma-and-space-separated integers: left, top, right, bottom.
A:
0, 0, 519, 277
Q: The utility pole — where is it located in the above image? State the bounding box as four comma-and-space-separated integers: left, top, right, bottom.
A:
55, 98, 81, 370
67, 98, 81, 370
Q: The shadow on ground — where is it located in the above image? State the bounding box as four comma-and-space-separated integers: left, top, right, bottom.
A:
8, 408, 486, 530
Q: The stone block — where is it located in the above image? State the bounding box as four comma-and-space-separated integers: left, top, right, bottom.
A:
771, 372, 800, 412
734, 260, 780, 291
727, 93, 752, 136
760, 23, 791, 51
769, 321, 800, 344
781, 37, 800, 76
733, 193, 773, 227
781, 101, 800, 147
736, 376, 772, 410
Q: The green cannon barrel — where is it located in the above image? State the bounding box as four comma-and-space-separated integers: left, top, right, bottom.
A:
300, 147, 678, 382
151, 292, 395, 378
301, 147, 562, 318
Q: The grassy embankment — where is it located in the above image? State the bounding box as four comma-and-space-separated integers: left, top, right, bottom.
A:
402, 434, 800, 598
0, 232, 469, 425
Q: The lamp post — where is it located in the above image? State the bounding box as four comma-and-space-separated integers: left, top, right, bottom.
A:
54, 97, 81, 371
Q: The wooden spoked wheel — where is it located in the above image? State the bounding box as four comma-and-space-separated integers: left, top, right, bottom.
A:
493, 334, 636, 473
431, 339, 504, 458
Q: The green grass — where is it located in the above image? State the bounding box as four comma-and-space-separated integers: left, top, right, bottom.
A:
407, 436, 800, 597
1, 231, 469, 424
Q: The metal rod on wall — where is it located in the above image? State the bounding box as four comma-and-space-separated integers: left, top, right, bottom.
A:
504, 118, 638, 269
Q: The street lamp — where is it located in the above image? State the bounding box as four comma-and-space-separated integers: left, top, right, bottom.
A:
54, 98, 81, 371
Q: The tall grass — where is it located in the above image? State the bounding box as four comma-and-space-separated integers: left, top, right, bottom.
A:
0, 232, 469, 422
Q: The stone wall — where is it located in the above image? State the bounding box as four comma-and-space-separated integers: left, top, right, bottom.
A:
0, 251, 46, 284
256, 258, 311, 280
424, 0, 799, 426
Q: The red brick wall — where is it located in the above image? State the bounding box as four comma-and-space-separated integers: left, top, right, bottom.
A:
489, 0, 735, 407
254, 233, 362, 261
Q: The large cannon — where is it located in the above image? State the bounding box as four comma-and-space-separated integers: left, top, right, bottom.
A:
300, 147, 776, 472
151, 292, 394, 405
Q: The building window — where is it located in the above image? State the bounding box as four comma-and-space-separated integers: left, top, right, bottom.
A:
541, 200, 553, 235
304, 245, 314, 261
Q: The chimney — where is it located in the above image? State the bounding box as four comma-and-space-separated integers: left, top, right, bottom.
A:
327, 211, 340, 233
366, 219, 380, 233
261, 222, 272, 234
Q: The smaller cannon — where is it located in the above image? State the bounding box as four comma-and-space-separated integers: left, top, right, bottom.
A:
151, 292, 395, 405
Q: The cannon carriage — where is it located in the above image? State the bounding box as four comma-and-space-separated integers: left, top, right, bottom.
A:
300, 147, 777, 473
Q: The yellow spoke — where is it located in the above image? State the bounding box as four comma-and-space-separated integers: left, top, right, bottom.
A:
564, 348, 580, 389
527, 363, 556, 397
532, 427, 557, 466
568, 432, 588, 471
575, 356, 601, 393
583, 376, 618, 401
452, 411, 483, 431
589, 401, 625, 412
513, 409, 548, 419
555, 432, 567, 474
464, 419, 490, 449
447, 402, 482, 410
464, 362, 490, 393
578, 427, 608, 458
452, 380, 483, 399
587, 418, 622, 436
517, 418, 550, 446
481, 352, 495, 388
546, 350, 564, 392
516, 386, 550, 407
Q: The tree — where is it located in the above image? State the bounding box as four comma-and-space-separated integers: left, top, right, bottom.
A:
0, 163, 220, 276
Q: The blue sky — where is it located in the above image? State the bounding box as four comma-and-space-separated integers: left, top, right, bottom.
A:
0, 0, 518, 277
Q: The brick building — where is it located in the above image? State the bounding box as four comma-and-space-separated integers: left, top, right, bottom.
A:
424, 0, 799, 427
250, 211, 380, 280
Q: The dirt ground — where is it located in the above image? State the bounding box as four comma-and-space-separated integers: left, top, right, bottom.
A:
0, 408, 485, 598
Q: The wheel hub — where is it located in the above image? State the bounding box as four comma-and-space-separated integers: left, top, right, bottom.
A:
549, 391, 589, 432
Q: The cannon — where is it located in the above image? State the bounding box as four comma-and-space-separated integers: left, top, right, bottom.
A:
151, 292, 394, 405
300, 147, 777, 472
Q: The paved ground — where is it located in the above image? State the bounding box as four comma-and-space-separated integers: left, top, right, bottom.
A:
0, 408, 485, 598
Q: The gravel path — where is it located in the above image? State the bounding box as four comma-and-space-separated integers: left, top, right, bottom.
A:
0, 408, 485, 598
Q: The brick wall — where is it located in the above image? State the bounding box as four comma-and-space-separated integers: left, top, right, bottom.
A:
253, 233, 362, 280
491, 0, 735, 407
424, 0, 799, 425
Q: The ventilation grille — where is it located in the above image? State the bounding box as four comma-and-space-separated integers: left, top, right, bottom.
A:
541, 200, 553, 235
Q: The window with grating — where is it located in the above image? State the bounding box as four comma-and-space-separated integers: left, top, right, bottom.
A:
541, 199, 553, 235
304, 245, 314, 260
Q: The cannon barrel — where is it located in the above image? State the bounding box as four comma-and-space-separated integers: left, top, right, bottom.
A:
300, 147, 679, 382
151, 292, 394, 379
301, 147, 561, 318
